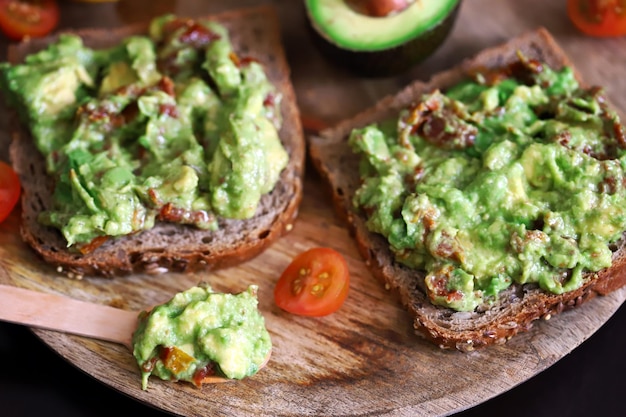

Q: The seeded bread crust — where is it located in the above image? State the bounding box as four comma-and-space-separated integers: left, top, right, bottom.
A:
7, 5, 305, 278
308, 28, 626, 351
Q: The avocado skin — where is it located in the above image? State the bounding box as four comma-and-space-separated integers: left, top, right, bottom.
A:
308, 2, 461, 77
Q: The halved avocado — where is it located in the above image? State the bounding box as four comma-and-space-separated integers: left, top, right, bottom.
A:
306, 0, 462, 77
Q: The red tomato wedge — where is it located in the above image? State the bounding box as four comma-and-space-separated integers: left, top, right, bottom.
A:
274, 247, 350, 317
567, 0, 626, 37
0, 0, 59, 41
0, 161, 21, 223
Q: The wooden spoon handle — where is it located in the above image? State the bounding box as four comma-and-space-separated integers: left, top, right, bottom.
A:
0, 284, 138, 348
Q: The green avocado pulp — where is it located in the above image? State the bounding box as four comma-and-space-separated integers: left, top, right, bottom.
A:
0, 15, 288, 249
349, 56, 626, 312
306, 0, 461, 51
132, 283, 271, 390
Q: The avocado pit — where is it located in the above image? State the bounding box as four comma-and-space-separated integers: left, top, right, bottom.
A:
347, 0, 411, 18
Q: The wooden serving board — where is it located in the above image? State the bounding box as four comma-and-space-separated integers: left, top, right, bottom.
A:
1, 1, 626, 416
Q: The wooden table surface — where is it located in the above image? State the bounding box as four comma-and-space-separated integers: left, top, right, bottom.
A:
1, 1, 625, 416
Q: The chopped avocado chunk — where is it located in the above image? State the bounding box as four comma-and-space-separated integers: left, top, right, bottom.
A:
0, 35, 96, 159
350, 57, 626, 311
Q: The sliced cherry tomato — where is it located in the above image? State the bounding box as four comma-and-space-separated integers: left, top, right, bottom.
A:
0, 0, 59, 41
274, 247, 350, 317
0, 161, 21, 223
567, 0, 626, 37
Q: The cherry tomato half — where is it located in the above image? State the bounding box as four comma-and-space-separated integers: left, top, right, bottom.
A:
0, 0, 59, 41
274, 247, 350, 317
0, 161, 21, 223
567, 0, 626, 37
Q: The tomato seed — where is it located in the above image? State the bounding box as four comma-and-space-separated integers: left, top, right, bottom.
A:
311, 284, 322, 296
291, 278, 303, 295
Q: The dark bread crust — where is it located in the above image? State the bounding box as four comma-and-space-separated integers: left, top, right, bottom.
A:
308, 28, 626, 351
8, 6, 305, 277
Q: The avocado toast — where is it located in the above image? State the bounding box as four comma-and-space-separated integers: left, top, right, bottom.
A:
4, 5, 305, 277
308, 27, 626, 351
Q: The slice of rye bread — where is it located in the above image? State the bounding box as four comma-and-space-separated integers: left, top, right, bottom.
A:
308, 27, 626, 351
7, 5, 305, 278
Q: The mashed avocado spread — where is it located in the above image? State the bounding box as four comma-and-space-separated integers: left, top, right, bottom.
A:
132, 283, 271, 390
0, 15, 288, 250
349, 55, 626, 312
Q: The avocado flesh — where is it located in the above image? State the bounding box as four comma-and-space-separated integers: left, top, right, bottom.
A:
306, 0, 461, 51
307, 0, 461, 76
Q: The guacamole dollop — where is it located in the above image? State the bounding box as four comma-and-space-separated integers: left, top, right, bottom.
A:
349, 55, 626, 312
0, 15, 288, 249
132, 283, 271, 390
